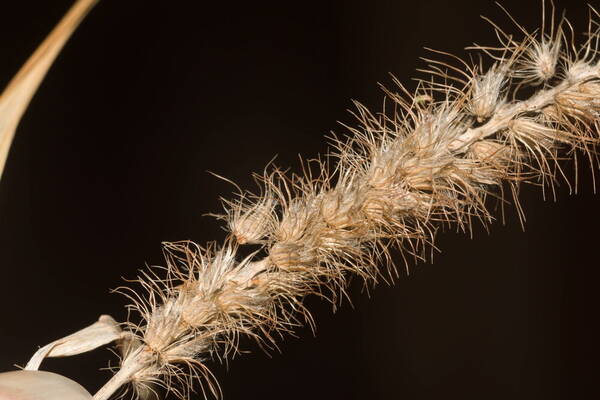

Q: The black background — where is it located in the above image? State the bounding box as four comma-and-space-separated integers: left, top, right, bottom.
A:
0, 0, 598, 399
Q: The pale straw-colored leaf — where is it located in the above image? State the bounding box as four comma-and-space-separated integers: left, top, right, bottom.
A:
25, 315, 123, 371
0, 0, 99, 179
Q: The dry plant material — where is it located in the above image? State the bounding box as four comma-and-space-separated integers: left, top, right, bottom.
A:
12, 1, 600, 400
25, 315, 124, 371
0, 370, 93, 400
0, 0, 99, 179
87, 4, 600, 399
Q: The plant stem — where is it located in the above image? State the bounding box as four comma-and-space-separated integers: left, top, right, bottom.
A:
93, 348, 151, 400
449, 66, 599, 152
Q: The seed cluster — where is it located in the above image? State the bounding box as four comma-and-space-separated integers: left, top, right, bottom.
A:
98, 6, 600, 400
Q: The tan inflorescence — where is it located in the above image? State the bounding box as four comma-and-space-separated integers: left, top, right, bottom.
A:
96, 5, 600, 400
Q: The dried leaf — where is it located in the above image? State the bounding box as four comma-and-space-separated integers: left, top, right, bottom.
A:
0, 0, 99, 179
25, 315, 122, 371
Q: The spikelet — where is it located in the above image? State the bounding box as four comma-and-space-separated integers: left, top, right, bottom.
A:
469, 63, 508, 122
224, 194, 277, 245
93, 3, 600, 400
